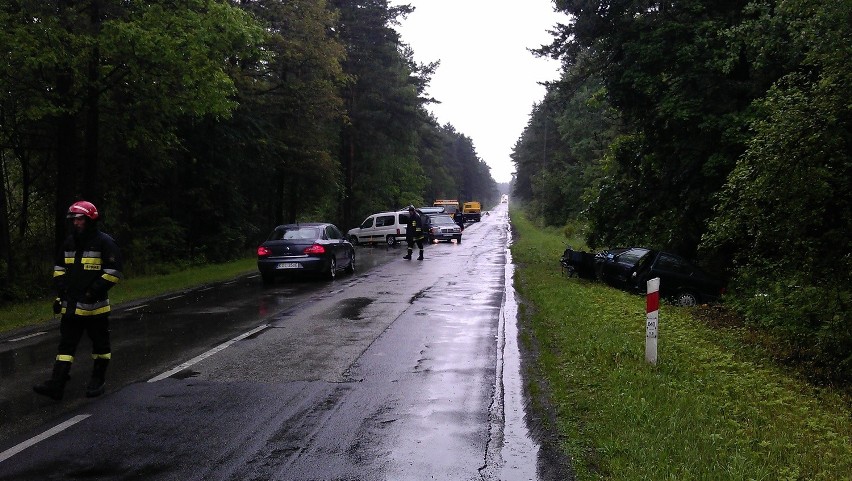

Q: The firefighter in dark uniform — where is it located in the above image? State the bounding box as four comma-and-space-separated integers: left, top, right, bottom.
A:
453, 210, 465, 230
33, 201, 123, 400
403, 205, 425, 260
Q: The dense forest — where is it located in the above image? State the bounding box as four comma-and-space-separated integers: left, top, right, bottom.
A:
512, 0, 850, 383
0, 1, 499, 299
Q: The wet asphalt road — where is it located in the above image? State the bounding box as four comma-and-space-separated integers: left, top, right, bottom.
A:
0, 204, 566, 480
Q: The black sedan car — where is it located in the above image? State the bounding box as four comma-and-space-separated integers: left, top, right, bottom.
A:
596, 247, 725, 306
257, 223, 355, 285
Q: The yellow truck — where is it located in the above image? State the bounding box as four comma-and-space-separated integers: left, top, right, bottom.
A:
462, 201, 481, 222
433, 199, 460, 217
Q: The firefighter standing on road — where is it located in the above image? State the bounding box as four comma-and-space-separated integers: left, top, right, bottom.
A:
403, 205, 425, 261
453, 210, 465, 230
33, 201, 123, 400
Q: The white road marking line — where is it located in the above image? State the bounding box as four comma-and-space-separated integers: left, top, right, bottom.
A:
0, 414, 91, 463
164, 295, 184, 301
147, 324, 269, 383
125, 304, 148, 311
7, 332, 47, 342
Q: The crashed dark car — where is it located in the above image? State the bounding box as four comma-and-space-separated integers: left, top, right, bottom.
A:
595, 247, 725, 306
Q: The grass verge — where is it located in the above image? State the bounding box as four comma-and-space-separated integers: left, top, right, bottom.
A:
510, 208, 851, 480
0, 258, 257, 335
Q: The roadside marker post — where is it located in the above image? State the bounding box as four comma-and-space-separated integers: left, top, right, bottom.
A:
646, 277, 660, 365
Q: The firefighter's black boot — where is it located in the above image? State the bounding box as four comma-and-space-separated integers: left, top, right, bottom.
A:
33, 361, 72, 401
403, 249, 412, 260
417, 250, 424, 260
86, 358, 109, 398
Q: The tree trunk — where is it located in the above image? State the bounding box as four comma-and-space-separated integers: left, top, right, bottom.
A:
53, 94, 79, 254
341, 124, 355, 229
274, 169, 284, 226
54, 0, 80, 253
286, 176, 298, 224
82, 0, 102, 204
0, 154, 14, 288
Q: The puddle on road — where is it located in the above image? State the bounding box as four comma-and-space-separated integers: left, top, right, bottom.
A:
496, 246, 541, 480
482, 226, 552, 481
335, 297, 374, 320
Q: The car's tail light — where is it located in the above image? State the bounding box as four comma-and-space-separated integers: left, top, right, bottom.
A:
304, 244, 326, 255
257, 246, 271, 257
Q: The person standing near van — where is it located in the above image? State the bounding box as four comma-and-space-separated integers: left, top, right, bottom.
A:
403, 205, 425, 260
33, 201, 123, 400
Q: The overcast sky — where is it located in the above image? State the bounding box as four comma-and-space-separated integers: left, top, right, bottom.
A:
390, 1, 566, 184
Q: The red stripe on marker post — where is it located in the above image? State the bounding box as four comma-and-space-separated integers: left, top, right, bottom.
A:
645, 277, 660, 365
647, 285, 659, 313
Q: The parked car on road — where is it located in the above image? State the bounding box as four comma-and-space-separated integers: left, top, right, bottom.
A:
596, 247, 725, 306
347, 211, 409, 246
424, 214, 462, 244
257, 223, 355, 284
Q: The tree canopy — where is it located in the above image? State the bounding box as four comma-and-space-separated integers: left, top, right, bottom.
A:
0, 0, 498, 300
513, 0, 850, 382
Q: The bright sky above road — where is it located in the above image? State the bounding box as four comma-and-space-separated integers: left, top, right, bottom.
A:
390, 0, 567, 184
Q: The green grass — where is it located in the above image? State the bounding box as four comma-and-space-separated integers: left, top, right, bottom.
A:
510, 208, 851, 480
0, 258, 257, 335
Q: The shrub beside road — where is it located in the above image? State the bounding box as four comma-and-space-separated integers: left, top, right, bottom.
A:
0, 259, 257, 335
510, 209, 850, 480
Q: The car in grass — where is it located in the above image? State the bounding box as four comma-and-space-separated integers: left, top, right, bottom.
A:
257, 223, 355, 284
596, 247, 725, 306
424, 213, 462, 244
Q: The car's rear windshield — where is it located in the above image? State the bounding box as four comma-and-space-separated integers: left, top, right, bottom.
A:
617, 248, 650, 264
269, 226, 320, 241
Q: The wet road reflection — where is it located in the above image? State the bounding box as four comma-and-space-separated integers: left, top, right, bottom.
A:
0, 246, 399, 446
0, 205, 559, 480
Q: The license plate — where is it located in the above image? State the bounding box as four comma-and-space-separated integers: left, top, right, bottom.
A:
276, 262, 301, 269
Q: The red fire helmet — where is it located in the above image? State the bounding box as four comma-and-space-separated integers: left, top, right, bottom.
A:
67, 201, 99, 220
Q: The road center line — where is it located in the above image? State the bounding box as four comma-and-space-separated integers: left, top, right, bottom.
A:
148, 324, 270, 382
0, 414, 91, 463
7, 331, 47, 342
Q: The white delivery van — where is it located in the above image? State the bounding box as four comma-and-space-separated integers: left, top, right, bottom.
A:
347, 211, 409, 246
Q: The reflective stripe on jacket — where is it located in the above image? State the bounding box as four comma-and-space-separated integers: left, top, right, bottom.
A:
405, 213, 424, 241
54, 230, 123, 315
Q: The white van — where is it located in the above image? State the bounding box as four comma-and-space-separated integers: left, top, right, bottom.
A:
347, 211, 409, 246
